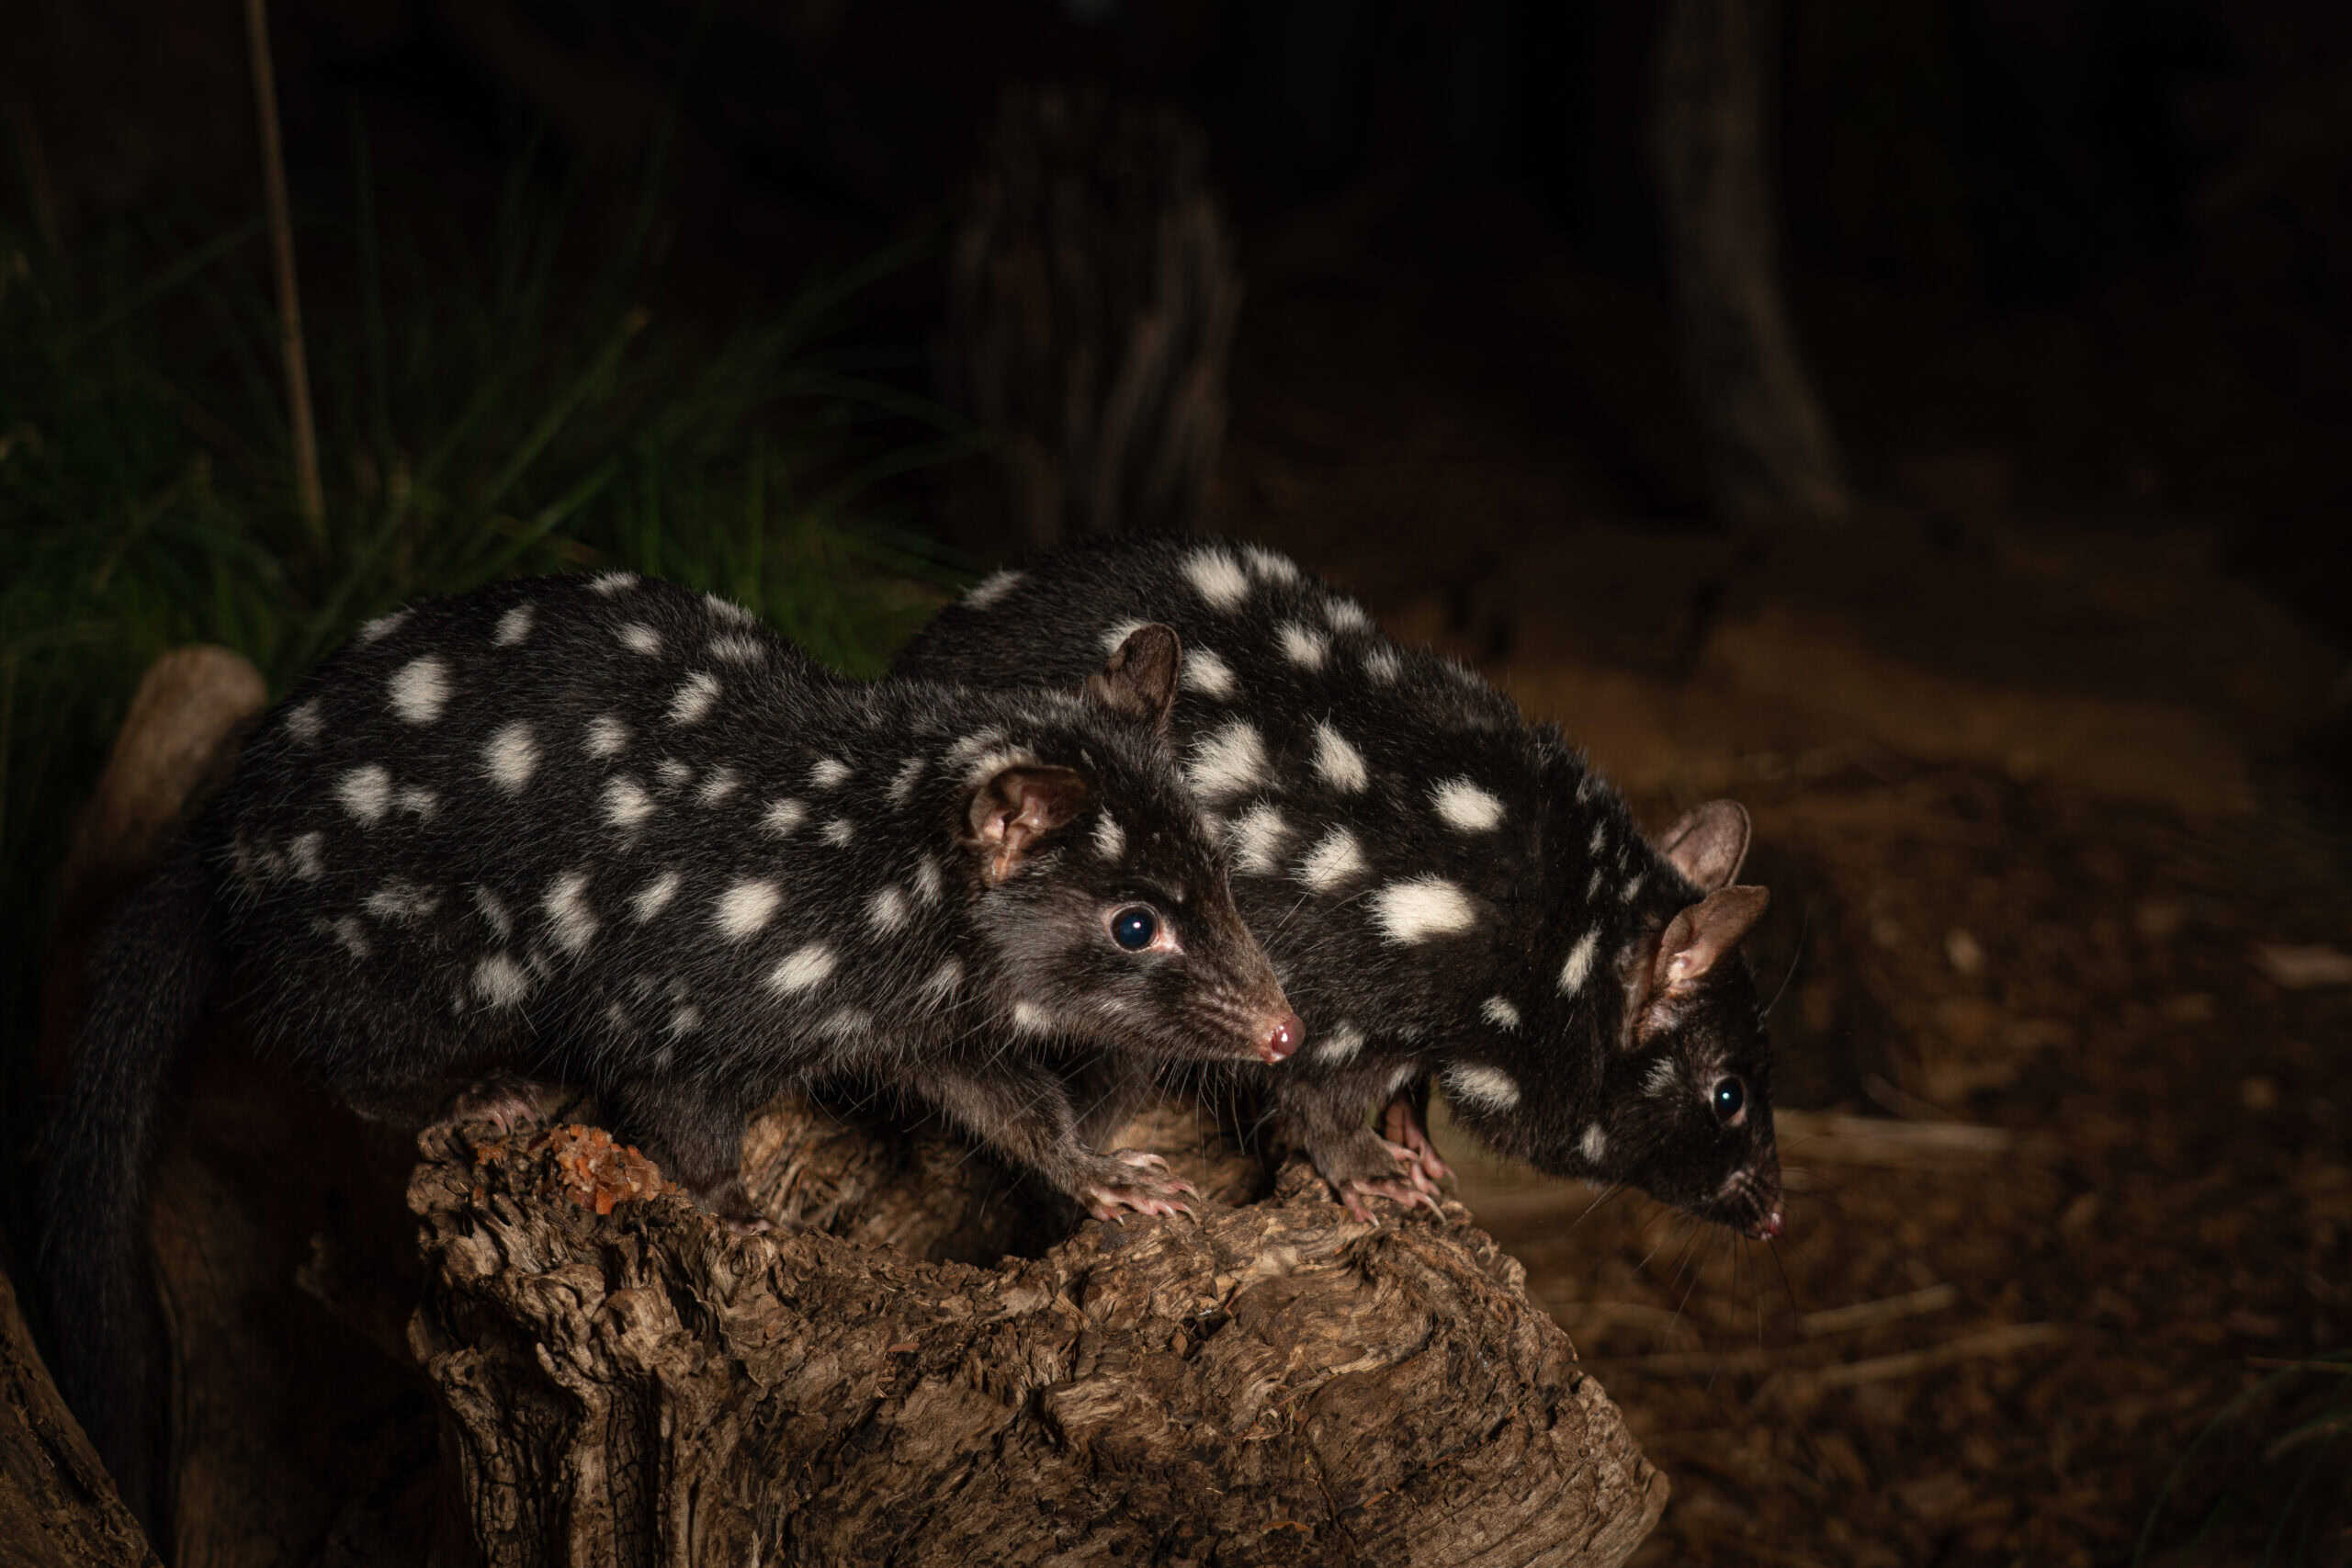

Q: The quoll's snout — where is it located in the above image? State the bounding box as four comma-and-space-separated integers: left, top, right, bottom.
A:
1258, 1008, 1306, 1064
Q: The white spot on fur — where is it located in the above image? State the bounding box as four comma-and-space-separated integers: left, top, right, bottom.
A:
328, 916, 371, 959
1621, 874, 1645, 902
493, 604, 535, 646
543, 871, 598, 954
1228, 804, 1290, 874
604, 1001, 634, 1035
912, 858, 944, 904
820, 1008, 872, 1041
705, 592, 753, 622
1010, 1000, 1053, 1036
655, 758, 693, 792
707, 633, 764, 663
586, 714, 629, 758
1363, 647, 1402, 683
715, 879, 782, 939
963, 569, 1023, 609
923, 957, 963, 999
338, 765, 391, 824
389, 656, 450, 724
763, 798, 807, 837
1586, 867, 1606, 901
484, 722, 539, 793
396, 785, 437, 818
1372, 877, 1477, 943
770, 944, 836, 995
890, 756, 926, 804
473, 953, 529, 1008
616, 622, 662, 656
1558, 930, 1600, 995
1581, 1123, 1609, 1164
1183, 547, 1251, 612
1300, 828, 1367, 891
1098, 618, 1149, 654
696, 767, 741, 806
631, 871, 681, 922
285, 699, 322, 742
668, 671, 720, 725
604, 776, 654, 828
589, 570, 639, 595
365, 880, 439, 922
473, 886, 513, 939
867, 886, 909, 934
1187, 719, 1267, 801
356, 609, 408, 643
1311, 722, 1368, 792
1182, 647, 1237, 699
1278, 623, 1329, 670
1241, 544, 1300, 583
1589, 822, 1608, 854
290, 832, 325, 880
1093, 813, 1125, 861
668, 1004, 703, 1036
823, 818, 854, 847
1481, 996, 1521, 1031
1445, 1065, 1521, 1112
1433, 778, 1504, 830
810, 757, 851, 789
1318, 1021, 1365, 1065
1645, 1059, 1679, 1097
1323, 596, 1373, 633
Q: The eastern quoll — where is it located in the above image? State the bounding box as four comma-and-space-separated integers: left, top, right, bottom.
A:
894, 539, 1782, 1237
38, 570, 1298, 1532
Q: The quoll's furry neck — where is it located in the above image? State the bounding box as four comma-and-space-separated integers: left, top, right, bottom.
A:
897, 539, 1782, 1235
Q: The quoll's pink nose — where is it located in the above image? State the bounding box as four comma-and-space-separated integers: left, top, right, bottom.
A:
1257, 1010, 1306, 1064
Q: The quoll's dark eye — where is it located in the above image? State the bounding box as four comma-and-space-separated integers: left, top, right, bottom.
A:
1111, 907, 1159, 952
1712, 1077, 1747, 1122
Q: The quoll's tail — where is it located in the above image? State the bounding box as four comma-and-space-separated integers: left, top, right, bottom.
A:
37, 846, 220, 1540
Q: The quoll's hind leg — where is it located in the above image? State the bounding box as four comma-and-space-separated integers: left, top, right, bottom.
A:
1379, 1077, 1453, 1190
909, 1062, 1197, 1222
606, 1079, 765, 1227
1276, 1068, 1443, 1222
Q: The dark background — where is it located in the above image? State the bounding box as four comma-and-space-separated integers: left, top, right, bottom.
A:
6, 3, 2350, 1564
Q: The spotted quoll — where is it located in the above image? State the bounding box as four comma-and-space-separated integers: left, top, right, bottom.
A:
39, 570, 1298, 1531
894, 539, 1783, 1237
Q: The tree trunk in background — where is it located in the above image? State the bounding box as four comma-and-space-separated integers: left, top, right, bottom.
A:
0, 1263, 158, 1568
942, 85, 1241, 551
1651, 0, 1852, 528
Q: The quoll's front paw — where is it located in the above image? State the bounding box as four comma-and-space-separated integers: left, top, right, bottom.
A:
449, 1077, 571, 1139
1339, 1176, 1443, 1224
1080, 1149, 1200, 1223
1381, 1094, 1453, 1188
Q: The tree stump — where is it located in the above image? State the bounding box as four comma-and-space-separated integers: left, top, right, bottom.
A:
412, 1096, 1667, 1566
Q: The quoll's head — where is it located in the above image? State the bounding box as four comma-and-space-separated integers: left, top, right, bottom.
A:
1454, 800, 1782, 1239
956, 624, 1303, 1067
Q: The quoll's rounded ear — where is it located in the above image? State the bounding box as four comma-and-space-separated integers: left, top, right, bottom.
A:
1654, 885, 1770, 992
1083, 625, 1182, 734
1657, 800, 1751, 893
963, 764, 1090, 885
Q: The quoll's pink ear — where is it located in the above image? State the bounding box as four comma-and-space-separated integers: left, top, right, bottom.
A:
1083, 625, 1182, 734
1653, 885, 1770, 992
1657, 800, 1751, 893
964, 765, 1090, 884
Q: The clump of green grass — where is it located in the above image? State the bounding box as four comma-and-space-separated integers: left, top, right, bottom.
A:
2138, 1351, 2352, 1566
0, 124, 971, 1168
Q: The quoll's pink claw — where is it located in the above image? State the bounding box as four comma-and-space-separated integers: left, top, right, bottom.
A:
1340, 1177, 1444, 1221
1257, 1010, 1306, 1064
1084, 1150, 1199, 1222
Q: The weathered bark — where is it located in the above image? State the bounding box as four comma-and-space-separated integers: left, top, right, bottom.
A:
942, 85, 1240, 549
1651, 0, 1852, 527
412, 1098, 1666, 1566
0, 1261, 158, 1568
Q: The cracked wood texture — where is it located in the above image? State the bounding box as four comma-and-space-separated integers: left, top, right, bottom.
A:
411, 1101, 1666, 1567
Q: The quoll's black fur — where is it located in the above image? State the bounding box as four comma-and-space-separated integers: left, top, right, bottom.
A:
894, 540, 1782, 1235
38, 570, 1296, 1535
